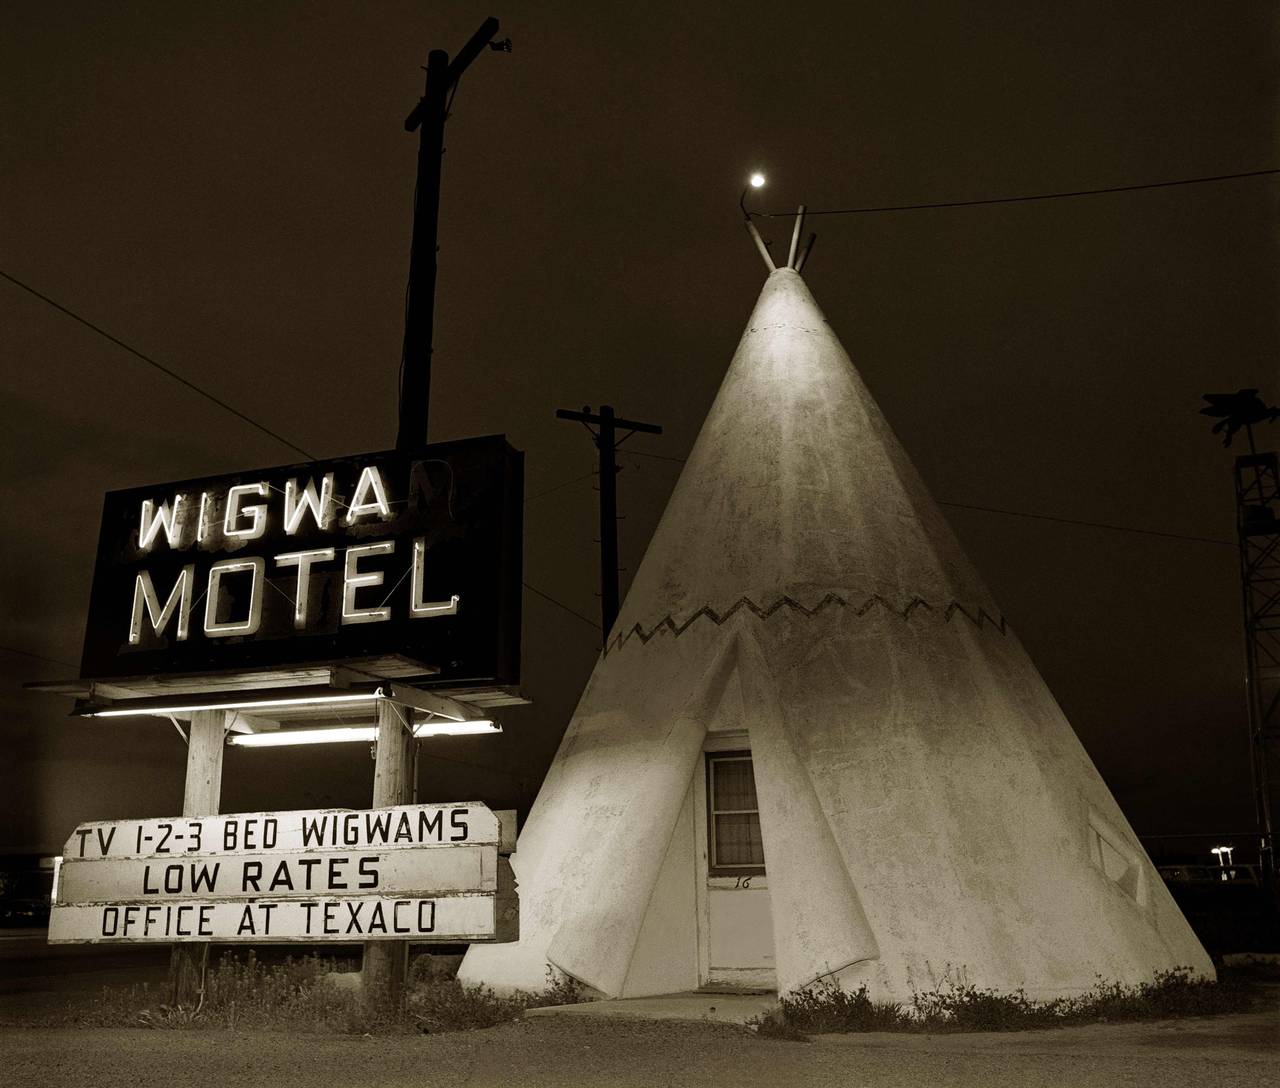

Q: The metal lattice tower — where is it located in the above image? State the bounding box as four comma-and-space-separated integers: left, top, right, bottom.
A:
1234, 450, 1280, 895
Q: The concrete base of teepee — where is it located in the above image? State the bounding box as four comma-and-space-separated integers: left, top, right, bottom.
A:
461, 266, 1213, 1003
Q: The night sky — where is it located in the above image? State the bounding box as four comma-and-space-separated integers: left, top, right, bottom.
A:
2, 3, 1276, 855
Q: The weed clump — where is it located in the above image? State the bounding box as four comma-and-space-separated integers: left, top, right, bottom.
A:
748, 1010, 812, 1042
780, 980, 907, 1033
911, 981, 1059, 1032
65, 952, 585, 1035
776, 967, 1255, 1035
409, 969, 583, 1034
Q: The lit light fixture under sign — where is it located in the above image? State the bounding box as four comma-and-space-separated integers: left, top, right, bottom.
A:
88, 692, 381, 719
228, 719, 500, 747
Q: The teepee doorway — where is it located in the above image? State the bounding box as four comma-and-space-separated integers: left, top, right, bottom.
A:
694, 735, 776, 990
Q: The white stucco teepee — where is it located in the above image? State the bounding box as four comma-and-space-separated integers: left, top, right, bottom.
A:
460, 257, 1212, 1002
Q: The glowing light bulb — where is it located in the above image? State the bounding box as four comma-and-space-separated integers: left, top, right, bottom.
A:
749, 173, 766, 188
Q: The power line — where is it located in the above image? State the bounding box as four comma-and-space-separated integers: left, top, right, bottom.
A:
0, 644, 78, 671
523, 582, 602, 632
525, 471, 596, 504
8, 266, 1233, 641
571, 451, 1234, 548
0, 270, 315, 460
623, 448, 689, 464
4, 272, 610, 642
937, 500, 1233, 547
756, 167, 1280, 219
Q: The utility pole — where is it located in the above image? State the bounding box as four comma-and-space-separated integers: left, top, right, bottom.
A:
370, 15, 507, 1001
397, 16, 508, 451
556, 405, 663, 636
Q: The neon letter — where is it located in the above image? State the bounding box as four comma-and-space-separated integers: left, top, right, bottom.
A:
139, 495, 185, 551
223, 483, 268, 540
409, 538, 460, 617
344, 466, 391, 524
196, 492, 214, 544
284, 474, 334, 534
129, 566, 194, 643
342, 541, 393, 624
275, 548, 336, 628
204, 557, 265, 637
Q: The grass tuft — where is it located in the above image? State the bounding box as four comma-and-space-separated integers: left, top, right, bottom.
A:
57, 952, 586, 1035
409, 970, 582, 1034
747, 1010, 811, 1042
780, 980, 908, 1033
778, 967, 1257, 1034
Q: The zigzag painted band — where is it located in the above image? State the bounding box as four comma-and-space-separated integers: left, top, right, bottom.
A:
605, 592, 1007, 655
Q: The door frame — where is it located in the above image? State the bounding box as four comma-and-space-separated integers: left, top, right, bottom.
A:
694, 730, 774, 989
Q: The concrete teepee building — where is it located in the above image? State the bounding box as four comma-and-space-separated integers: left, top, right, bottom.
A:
460, 229, 1212, 1002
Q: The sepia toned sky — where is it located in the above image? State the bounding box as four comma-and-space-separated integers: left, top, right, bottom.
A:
2, 2, 1277, 854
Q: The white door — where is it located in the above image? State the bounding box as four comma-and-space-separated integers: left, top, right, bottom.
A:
695, 743, 776, 990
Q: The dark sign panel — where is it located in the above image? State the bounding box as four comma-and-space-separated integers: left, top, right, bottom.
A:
80, 435, 522, 684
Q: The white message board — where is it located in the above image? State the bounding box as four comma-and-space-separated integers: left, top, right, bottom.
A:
50, 803, 517, 945
49, 895, 506, 943
61, 803, 500, 859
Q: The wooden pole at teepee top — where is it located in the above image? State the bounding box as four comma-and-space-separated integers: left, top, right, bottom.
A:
744, 219, 776, 273
794, 231, 817, 274
786, 205, 807, 269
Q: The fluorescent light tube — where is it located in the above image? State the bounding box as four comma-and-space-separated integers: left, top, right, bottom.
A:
90, 693, 380, 718
413, 719, 498, 737
227, 719, 499, 748
229, 726, 377, 747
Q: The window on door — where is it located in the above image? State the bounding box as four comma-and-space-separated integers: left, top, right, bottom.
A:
706, 751, 765, 877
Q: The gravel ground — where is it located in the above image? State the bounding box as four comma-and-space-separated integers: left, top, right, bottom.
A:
2, 1008, 1277, 1088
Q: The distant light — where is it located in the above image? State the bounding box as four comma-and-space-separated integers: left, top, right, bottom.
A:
228, 720, 500, 747
1210, 845, 1234, 865
749, 173, 766, 188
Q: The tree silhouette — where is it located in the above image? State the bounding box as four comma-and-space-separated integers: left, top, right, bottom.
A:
1200, 389, 1279, 451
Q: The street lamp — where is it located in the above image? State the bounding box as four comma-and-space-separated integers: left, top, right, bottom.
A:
740, 171, 766, 218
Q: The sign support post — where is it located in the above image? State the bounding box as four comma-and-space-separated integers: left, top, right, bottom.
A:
361, 699, 416, 999
169, 709, 226, 1004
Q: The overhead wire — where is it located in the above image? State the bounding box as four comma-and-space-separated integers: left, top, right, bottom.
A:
753, 167, 1280, 219
525, 471, 597, 504
521, 582, 602, 632
936, 500, 1234, 547
1, 270, 315, 460
0, 644, 78, 671
2, 274, 1238, 558
1, 274, 604, 648
613, 450, 1235, 548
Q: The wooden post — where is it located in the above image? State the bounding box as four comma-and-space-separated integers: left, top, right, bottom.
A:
169, 709, 225, 1005
361, 698, 415, 1001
